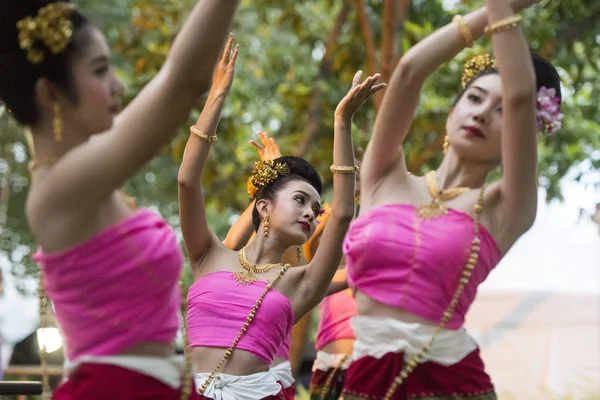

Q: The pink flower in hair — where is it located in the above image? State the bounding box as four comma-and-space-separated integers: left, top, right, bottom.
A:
536, 86, 563, 135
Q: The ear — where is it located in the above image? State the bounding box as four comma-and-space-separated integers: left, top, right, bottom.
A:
255, 198, 271, 219
34, 77, 61, 114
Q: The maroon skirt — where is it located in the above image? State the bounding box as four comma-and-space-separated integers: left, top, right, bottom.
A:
52, 363, 200, 399
341, 349, 496, 400
280, 383, 296, 400
310, 367, 347, 400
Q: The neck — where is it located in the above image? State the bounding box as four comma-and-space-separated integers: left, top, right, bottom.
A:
436, 149, 495, 189
244, 234, 290, 266
28, 123, 87, 167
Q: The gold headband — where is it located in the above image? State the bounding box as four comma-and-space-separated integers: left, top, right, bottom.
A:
247, 160, 291, 198
461, 54, 497, 88
17, 2, 78, 64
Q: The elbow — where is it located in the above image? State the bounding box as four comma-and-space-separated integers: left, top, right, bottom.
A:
330, 209, 354, 225
162, 59, 211, 98
177, 172, 195, 189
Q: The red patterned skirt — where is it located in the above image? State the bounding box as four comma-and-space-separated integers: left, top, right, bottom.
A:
310, 367, 348, 400
52, 363, 200, 399
341, 349, 496, 400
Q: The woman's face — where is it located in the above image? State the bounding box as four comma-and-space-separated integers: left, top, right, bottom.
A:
62, 26, 124, 137
446, 73, 504, 163
266, 179, 322, 246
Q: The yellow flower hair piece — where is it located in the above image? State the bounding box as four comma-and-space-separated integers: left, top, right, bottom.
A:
17, 2, 78, 64
461, 53, 497, 88
246, 176, 258, 199
248, 160, 291, 198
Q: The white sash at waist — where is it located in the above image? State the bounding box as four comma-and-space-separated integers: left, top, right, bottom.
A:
351, 315, 477, 366
194, 369, 282, 400
312, 351, 353, 372
67, 354, 183, 388
270, 360, 294, 388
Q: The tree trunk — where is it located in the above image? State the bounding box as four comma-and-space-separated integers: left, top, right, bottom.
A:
295, 1, 351, 157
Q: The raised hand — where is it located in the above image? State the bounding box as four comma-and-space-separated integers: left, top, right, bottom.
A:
210, 33, 240, 98
335, 71, 386, 122
249, 131, 282, 161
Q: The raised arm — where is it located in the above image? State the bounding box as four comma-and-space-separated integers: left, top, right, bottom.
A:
361, 0, 539, 195
41, 1, 241, 214
487, 0, 538, 234
223, 132, 283, 250
296, 72, 385, 315
178, 36, 239, 266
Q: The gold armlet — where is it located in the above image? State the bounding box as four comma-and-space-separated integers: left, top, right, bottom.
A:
330, 165, 359, 174
453, 15, 474, 48
484, 15, 522, 35
190, 126, 218, 143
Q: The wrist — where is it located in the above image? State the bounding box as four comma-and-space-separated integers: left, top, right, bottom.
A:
207, 90, 229, 104
334, 114, 352, 126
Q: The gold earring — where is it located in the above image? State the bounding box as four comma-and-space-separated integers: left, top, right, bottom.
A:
443, 134, 449, 154
53, 102, 63, 143
296, 247, 302, 262
263, 215, 269, 237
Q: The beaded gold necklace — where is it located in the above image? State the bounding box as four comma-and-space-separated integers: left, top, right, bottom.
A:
382, 182, 487, 400
198, 264, 290, 395
233, 246, 285, 285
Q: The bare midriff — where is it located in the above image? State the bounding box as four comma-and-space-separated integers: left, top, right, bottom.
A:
191, 346, 269, 376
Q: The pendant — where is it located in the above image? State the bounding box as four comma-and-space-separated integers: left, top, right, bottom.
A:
415, 200, 447, 220
232, 270, 257, 286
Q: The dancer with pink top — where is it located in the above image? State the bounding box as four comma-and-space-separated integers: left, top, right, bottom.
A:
0, 0, 241, 398
339, 0, 562, 398
178, 35, 385, 397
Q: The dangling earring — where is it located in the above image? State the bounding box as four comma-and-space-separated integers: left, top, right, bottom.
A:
263, 215, 270, 237
53, 102, 63, 143
296, 247, 302, 263
443, 134, 449, 154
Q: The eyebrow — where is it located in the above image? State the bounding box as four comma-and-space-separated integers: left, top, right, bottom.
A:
471, 85, 488, 94
90, 55, 109, 65
294, 190, 320, 208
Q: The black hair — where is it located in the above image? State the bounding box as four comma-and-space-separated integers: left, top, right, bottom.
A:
0, 0, 95, 125
452, 53, 562, 107
251, 156, 323, 231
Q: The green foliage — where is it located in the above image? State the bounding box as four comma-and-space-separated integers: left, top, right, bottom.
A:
1, 0, 598, 285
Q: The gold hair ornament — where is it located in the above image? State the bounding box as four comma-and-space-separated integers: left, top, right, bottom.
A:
460, 54, 497, 89
250, 160, 291, 193
17, 2, 78, 64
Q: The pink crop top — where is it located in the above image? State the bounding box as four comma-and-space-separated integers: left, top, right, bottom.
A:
187, 271, 295, 365
33, 209, 183, 361
275, 332, 291, 360
315, 289, 357, 350
344, 203, 502, 330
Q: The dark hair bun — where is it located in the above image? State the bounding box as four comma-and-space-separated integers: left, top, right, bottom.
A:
0, 1, 74, 52
273, 155, 323, 195
532, 53, 561, 101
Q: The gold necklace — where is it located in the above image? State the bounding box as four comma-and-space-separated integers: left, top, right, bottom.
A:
233, 246, 287, 285
415, 170, 471, 219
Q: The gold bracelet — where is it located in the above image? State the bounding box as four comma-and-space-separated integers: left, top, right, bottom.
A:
330, 165, 359, 174
453, 15, 473, 48
484, 15, 522, 35
190, 125, 218, 143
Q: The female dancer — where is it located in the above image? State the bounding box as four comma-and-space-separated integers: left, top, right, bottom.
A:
340, 0, 562, 398
223, 131, 300, 400
178, 37, 384, 397
0, 0, 240, 398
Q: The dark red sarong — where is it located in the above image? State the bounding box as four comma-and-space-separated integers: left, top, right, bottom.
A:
52, 363, 200, 399
310, 367, 348, 400
341, 349, 496, 399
